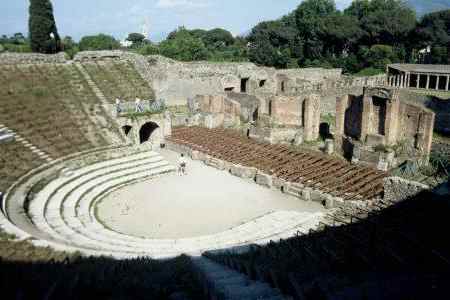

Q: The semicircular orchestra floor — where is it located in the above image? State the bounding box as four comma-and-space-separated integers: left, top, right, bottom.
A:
2, 146, 325, 258
96, 149, 325, 239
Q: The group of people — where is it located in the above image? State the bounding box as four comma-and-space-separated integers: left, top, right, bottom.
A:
115, 97, 145, 114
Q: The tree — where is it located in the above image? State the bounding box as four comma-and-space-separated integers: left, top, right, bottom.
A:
159, 28, 208, 61
126, 33, 146, 45
203, 28, 235, 47
79, 34, 120, 51
29, 0, 61, 53
294, 0, 337, 59
345, 0, 416, 46
414, 9, 450, 48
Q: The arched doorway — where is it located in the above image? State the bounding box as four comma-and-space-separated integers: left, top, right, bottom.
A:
122, 125, 132, 136
139, 122, 160, 144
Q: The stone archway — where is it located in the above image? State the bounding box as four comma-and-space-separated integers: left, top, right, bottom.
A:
122, 125, 132, 136
139, 122, 160, 144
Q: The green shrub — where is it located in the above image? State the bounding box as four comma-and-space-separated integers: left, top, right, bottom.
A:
355, 67, 384, 77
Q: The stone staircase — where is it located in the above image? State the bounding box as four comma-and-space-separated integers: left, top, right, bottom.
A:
0, 124, 15, 144
193, 256, 286, 299
0, 124, 53, 163
74, 62, 123, 144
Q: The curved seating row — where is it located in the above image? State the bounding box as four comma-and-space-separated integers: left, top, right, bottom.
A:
3, 148, 324, 259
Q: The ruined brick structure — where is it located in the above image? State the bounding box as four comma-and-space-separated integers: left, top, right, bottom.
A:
336, 87, 435, 169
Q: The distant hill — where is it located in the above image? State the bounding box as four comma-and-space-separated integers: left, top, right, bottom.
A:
407, 0, 450, 16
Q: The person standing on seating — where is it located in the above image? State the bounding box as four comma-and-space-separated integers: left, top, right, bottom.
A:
115, 98, 122, 115
135, 97, 143, 113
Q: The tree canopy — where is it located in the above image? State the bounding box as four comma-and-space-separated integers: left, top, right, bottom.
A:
79, 34, 120, 51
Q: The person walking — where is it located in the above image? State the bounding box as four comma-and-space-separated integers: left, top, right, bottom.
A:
178, 153, 187, 176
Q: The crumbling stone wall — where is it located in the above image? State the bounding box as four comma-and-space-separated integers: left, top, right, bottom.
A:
303, 94, 321, 142
336, 87, 435, 168
190, 94, 242, 128
269, 96, 302, 127
0, 52, 67, 64
383, 176, 429, 202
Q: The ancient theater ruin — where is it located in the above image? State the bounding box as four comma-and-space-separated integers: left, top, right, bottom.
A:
0, 50, 449, 299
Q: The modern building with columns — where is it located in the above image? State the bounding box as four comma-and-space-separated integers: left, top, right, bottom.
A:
386, 64, 450, 91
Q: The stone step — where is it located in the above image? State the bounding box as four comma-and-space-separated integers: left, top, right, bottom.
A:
193, 257, 285, 300
46, 164, 175, 252
0, 133, 15, 144
33, 156, 174, 248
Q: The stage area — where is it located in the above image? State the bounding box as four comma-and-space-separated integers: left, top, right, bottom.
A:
96, 149, 325, 239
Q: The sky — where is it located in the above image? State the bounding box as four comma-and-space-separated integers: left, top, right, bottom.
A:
1, 0, 354, 42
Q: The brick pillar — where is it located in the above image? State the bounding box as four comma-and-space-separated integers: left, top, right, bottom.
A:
304, 94, 321, 142
416, 111, 435, 160
384, 93, 400, 145
360, 94, 373, 141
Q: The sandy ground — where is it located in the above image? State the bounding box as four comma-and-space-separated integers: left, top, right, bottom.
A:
96, 149, 325, 239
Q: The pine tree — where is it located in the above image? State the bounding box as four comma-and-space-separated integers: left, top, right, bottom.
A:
29, 0, 61, 53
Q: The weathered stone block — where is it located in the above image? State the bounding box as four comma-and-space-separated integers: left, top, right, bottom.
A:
273, 177, 287, 191
301, 187, 311, 201
255, 172, 273, 188
325, 195, 335, 209
311, 189, 326, 203
190, 150, 205, 161
324, 139, 334, 155
334, 197, 345, 208
204, 156, 226, 170
230, 164, 257, 179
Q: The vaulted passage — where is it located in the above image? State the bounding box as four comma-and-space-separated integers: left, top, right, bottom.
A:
122, 125, 132, 136
240, 78, 249, 93
139, 122, 159, 144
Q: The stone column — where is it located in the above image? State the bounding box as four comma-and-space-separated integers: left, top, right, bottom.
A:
360, 94, 373, 141
407, 73, 411, 88
426, 74, 430, 89
335, 95, 349, 154
446, 75, 450, 91
384, 91, 400, 145
436, 75, 440, 90
416, 74, 420, 89
335, 95, 349, 137
416, 111, 435, 160
304, 94, 321, 142
400, 74, 404, 88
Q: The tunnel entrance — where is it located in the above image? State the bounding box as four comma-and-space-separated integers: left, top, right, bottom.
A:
139, 122, 160, 144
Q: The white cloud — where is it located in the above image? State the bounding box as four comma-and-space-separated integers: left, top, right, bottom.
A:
156, 0, 210, 9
